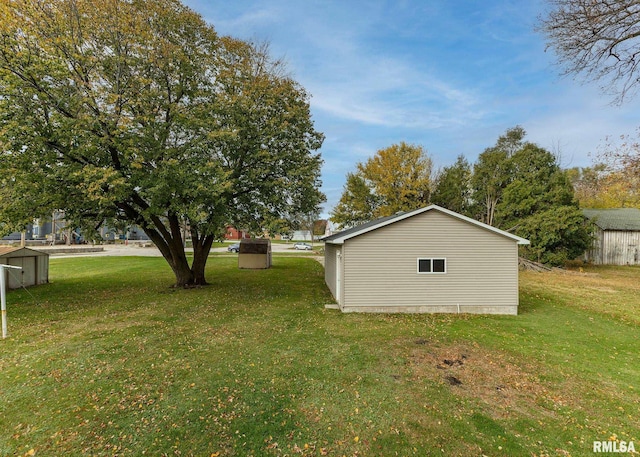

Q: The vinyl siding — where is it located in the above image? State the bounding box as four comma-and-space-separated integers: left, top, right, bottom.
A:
324, 243, 338, 300
341, 211, 519, 314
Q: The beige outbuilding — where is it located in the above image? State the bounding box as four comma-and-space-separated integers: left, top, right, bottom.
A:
0, 247, 50, 289
323, 205, 529, 315
238, 239, 272, 269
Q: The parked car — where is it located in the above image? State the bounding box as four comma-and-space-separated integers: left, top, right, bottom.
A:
227, 243, 240, 253
293, 242, 312, 250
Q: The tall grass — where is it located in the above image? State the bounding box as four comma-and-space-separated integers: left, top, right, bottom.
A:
0, 257, 638, 456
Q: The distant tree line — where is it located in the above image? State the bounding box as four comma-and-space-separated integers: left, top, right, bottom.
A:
331, 127, 593, 266
569, 131, 640, 210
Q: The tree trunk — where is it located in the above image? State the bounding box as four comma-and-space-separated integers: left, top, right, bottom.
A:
171, 255, 196, 287
116, 204, 215, 287
191, 234, 214, 286
140, 223, 213, 288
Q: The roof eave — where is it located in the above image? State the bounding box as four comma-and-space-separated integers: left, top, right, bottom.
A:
324, 205, 530, 245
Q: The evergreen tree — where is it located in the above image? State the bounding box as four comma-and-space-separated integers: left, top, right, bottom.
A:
499, 144, 592, 265
431, 155, 472, 216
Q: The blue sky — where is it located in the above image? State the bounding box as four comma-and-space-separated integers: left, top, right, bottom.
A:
183, 0, 637, 217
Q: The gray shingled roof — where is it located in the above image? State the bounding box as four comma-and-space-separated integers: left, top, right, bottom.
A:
322, 212, 403, 242
323, 205, 529, 245
583, 208, 640, 231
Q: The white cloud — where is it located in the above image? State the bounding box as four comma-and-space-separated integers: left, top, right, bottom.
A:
185, 0, 640, 217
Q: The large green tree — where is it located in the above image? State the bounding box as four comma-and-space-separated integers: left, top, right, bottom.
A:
497, 144, 591, 264
0, 0, 324, 286
470, 127, 591, 265
497, 143, 574, 227
517, 206, 593, 265
470, 127, 524, 225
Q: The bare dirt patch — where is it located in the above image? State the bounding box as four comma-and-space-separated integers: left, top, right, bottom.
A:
407, 341, 564, 421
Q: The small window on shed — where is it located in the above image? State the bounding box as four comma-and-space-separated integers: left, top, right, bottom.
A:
417, 258, 446, 274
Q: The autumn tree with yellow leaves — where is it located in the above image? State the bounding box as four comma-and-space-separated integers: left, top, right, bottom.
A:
331, 142, 432, 228
570, 130, 640, 209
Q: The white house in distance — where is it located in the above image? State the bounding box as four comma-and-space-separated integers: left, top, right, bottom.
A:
323, 205, 529, 315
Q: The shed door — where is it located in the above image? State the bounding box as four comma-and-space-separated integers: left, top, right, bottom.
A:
7, 257, 35, 288
22, 257, 36, 286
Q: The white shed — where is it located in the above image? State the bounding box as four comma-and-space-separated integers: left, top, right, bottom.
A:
0, 247, 50, 289
323, 205, 529, 315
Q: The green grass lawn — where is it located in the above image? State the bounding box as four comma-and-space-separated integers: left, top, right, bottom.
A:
1, 257, 638, 456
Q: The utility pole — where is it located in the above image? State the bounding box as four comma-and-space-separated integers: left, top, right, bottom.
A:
0, 264, 22, 339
